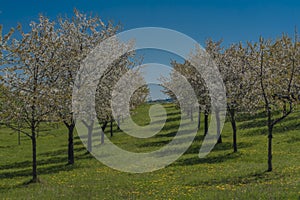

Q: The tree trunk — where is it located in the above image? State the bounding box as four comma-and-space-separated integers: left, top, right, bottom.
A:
267, 126, 273, 172
229, 108, 237, 152
232, 120, 237, 152
216, 110, 222, 144
197, 109, 201, 130
266, 108, 273, 172
86, 120, 94, 152
204, 110, 208, 136
31, 129, 38, 182
190, 107, 193, 122
63, 120, 75, 165
87, 122, 93, 153
67, 123, 75, 165
283, 102, 287, 115
217, 134, 222, 144
101, 121, 108, 144
117, 117, 120, 130
110, 119, 113, 137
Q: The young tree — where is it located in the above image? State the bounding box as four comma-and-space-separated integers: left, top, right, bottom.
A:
247, 34, 299, 171
163, 60, 210, 129
95, 56, 149, 142
188, 46, 226, 144
162, 56, 217, 139
0, 17, 61, 182
206, 40, 253, 152
55, 9, 120, 161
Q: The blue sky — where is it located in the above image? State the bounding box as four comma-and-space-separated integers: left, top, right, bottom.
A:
1, 0, 299, 99
1, 0, 299, 43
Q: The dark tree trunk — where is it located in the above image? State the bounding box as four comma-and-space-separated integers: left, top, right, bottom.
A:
267, 125, 273, 172
63, 119, 75, 165
197, 109, 201, 130
82, 120, 95, 153
216, 110, 222, 144
101, 121, 108, 144
67, 123, 75, 165
267, 110, 273, 172
204, 110, 209, 136
283, 103, 287, 115
117, 117, 120, 130
31, 128, 38, 183
229, 108, 237, 152
217, 134, 222, 144
30, 62, 39, 183
232, 119, 237, 152
87, 121, 94, 153
110, 119, 113, 137
190, 107, 193, 122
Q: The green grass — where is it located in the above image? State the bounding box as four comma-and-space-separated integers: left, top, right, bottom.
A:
0, 103, 299, 199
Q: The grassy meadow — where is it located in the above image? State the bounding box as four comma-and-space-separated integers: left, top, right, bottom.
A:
0, 103, 299, 199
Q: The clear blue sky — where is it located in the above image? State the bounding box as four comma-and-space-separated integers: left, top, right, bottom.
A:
1, 0, 299, 44
1, 0, 299, 99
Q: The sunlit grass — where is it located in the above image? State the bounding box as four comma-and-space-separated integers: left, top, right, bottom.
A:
0, 103, 299, 199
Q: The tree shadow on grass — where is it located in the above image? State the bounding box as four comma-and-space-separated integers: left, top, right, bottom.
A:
152, 121, 182, 138
273, 121, 300, 134
242, 116, 300, 136
239, 114, 300, 130
0, 156, 67, 172
38, 148, 67, 157
137, 135, 253, 158
184, 141, 253, 155
239, 113, 299, 133
39, 146, 85, 158
185, 170, 269, 187
58, 140, 84, 148
0, 151, 94, 190
165, 115, 182, 123
173, 152, 242, 167
238, 118, 267, 129
0, 160, 76, 179
138, 134, 203, 148
137, 139, 171, 148
0, 145, 15, 149
74, 140, 84, 146
74, 136, 80, 140
242, 127, 267, 136
0, 163, 78, 192
0, 144, 87, 172
286, 135, 300, 143
235, 110, 285, 123
166, 111, 181, 117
